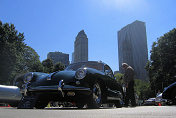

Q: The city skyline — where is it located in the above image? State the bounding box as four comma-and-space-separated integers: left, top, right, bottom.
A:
0, 0, 175, 71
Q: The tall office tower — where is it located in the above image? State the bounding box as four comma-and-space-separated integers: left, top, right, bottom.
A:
118, 20, 148, 80
71, 52, 74, 64
74, 30, 88, 63
47, 51, 69, 66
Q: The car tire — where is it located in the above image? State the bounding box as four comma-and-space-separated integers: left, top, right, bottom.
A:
171, 90, 176, 105
88, 82, 102, 109
108, 103, 114, 107
115, 100, 122, 108
76, 103, 85, 109
35, 101, 49, 109
17, 96, 37, 109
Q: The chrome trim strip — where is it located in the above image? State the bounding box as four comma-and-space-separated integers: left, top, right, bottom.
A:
29, 86, 58, 91
28, 85, 91, 92
63, 85, 91, 91
107, 97, 121, 100
107, 88, 121, 94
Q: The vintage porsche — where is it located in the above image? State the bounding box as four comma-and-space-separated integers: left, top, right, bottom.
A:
162, 81, 176, 105
15, 61, 123, 109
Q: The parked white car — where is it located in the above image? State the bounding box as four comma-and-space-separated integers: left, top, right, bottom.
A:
144, 98, 156, 106
155, 93, 167, 106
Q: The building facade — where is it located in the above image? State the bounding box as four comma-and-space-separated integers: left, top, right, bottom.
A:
71, 52, 74, 64
47, 51, 69, 66
73, 30, 88, 63
118, 20, 148, 80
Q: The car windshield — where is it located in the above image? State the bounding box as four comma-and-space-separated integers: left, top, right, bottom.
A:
65, 61, 104, 71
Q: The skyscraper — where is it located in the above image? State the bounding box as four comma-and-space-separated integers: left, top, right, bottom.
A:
71, 52, 74, 64
73, 30, 88, 63
47, 51, 69, 66
118, 20, 148, 80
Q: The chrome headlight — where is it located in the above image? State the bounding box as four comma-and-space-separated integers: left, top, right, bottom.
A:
75, 68, 87, 80
24, 72, 33, 83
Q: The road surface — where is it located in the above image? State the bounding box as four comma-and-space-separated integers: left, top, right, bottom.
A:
0, 106, 176, 118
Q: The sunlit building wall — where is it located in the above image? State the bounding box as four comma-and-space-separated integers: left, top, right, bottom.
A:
74, 30, 88, 63
47, 51, 69, 66
118, 20, 148, 80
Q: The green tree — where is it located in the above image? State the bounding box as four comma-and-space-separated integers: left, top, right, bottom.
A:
115, 73, 152, 99
0, 21, 42, 84
53, 62, 65, 72
22, 46, 43, 72
146, 28, 176, 95
42, 59, 54, 73
114, 73, 123, 84
13, 46, 43, 75
134, 79, 151, 100
0, 21, 25, 84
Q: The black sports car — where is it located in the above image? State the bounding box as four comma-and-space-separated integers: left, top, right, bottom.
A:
15, 61, 123, 109
162, 82, 176, 105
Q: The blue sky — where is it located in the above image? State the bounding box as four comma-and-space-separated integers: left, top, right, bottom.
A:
0, 0, 176, 71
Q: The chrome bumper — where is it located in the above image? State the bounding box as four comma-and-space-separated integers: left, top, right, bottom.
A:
28, 85, 91, 92
25, 80, 91, 97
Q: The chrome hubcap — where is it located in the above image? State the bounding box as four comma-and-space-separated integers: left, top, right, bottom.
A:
93, 83, 101, 104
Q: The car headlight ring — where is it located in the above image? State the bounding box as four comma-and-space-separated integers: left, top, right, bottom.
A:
75, 68, 87, 80
24, 72, 34, 83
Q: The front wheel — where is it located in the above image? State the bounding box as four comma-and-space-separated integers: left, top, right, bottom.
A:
171, 90, 176, 105
76, 103, 85, 108
88, 82, 102, 108
35, 101, 49, 109
115, 100, 122, 108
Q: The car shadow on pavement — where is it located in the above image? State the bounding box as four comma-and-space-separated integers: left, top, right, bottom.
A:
44, 107, 117, 110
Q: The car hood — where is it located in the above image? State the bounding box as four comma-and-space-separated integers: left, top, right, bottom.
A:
30, 70, 76, 87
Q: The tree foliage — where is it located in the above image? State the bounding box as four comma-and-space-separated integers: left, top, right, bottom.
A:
22, 46, 43, 72
134, 79, 151, 100
42, 59, 54, 73
53, 62, 65, 72
146, 28, 176, 95
115, 72, 152, 99
114, 73, 123, 84
0, 21, 42, 84
42, 59, 65, 73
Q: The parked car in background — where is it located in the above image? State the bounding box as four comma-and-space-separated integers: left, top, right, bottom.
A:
15, 61, 123, 109
155, 93, 167, 106
0, 85, 22, 107
144, 98, 156, 106
162, 82, 176, 105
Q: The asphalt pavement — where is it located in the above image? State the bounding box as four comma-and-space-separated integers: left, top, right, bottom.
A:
0, 106, 176, 118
